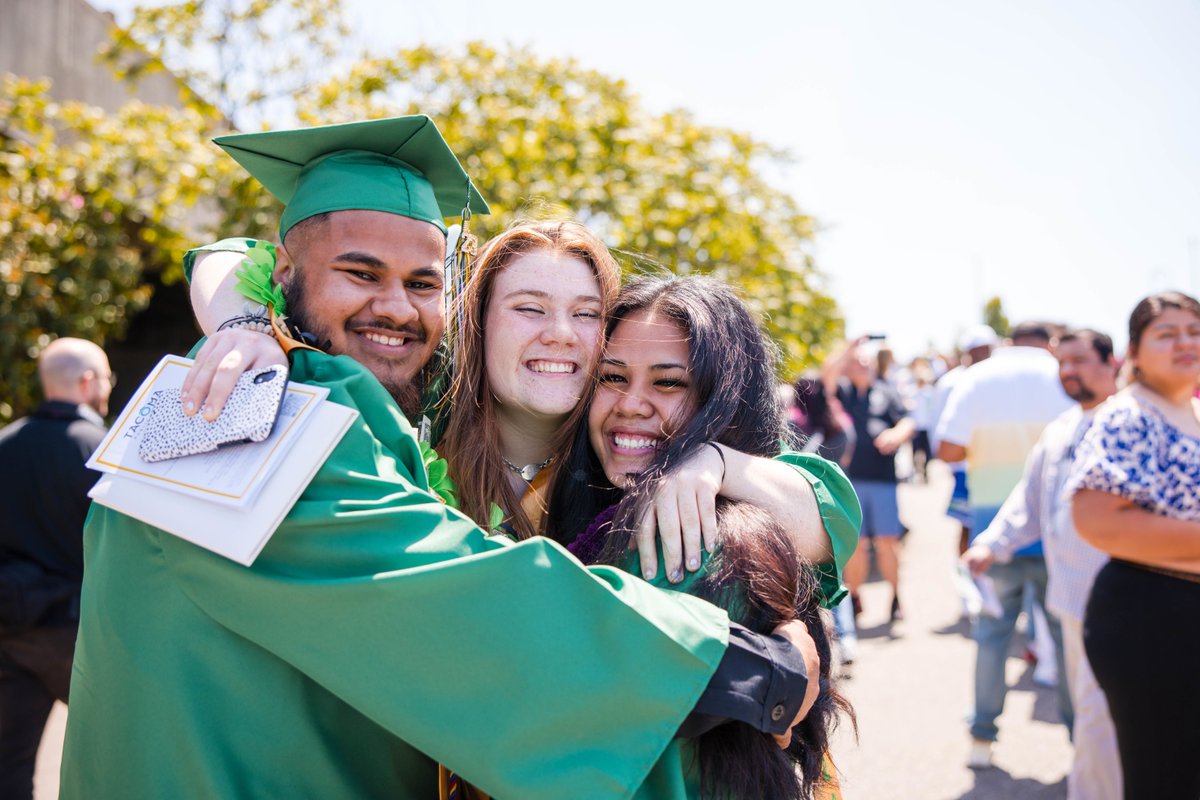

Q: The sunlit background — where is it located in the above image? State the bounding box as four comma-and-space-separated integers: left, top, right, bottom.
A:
104, 0, 1200, 356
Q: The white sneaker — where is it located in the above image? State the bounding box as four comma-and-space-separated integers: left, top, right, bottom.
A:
967, 739, 993, 769
837, 638, 858, 666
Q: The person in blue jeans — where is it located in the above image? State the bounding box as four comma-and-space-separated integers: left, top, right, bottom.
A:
936, 322, 1074, 768
968, 556, 1070, 744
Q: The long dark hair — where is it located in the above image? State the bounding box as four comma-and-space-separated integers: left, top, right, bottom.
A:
549, 274, 853, 797
548, 274, 786, 545
691, 501, 854, 799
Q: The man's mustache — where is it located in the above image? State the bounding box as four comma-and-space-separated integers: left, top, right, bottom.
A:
353, 320, 426, 343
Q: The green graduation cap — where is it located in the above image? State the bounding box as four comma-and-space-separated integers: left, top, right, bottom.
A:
214, 115, 489, 239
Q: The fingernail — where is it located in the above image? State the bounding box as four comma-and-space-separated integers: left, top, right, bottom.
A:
687, 557, 699, 570
184, 400, 195, 414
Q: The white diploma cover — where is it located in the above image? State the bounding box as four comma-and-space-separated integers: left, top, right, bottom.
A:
88, 355, 357, 565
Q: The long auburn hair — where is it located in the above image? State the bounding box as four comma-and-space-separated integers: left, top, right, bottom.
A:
551, 274, 853, 797
437, 220, 620, 538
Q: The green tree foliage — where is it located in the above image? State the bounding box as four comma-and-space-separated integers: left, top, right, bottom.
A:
100, 0, 351, 130
0, 77, 209, 421
300, 43, 842, 374
1, 4, 842, 421
983, 295, 1010, 339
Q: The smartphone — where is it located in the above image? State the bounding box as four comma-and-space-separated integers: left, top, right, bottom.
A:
138, 365, 289, 463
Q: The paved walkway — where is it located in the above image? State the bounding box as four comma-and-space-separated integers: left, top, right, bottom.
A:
35, 463, 1072, 799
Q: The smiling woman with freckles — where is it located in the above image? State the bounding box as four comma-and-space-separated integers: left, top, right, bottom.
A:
434, 221, 618, 538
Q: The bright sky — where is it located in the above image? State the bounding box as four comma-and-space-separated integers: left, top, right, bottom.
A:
100, 0, 1200, 359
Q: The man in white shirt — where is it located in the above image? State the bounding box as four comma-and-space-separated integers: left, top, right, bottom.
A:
930, 325, 1000, 554
964, 329, 1120, 798
936, 322, 1073, 768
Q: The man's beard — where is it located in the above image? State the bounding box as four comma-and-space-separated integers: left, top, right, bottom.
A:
1061, 378, 1095, 404
385, 372, 426, 421
285, 276, 427, 420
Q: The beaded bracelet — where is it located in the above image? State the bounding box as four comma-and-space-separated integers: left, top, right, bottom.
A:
217, 313, 273, 335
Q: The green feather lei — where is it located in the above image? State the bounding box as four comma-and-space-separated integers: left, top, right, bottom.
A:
232, 240, 287, 315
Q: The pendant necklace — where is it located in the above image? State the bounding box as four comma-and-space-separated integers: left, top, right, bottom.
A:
502, 454, 555, 482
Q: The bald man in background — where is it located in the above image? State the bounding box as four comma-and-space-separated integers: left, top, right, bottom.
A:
0, 337, 112, 799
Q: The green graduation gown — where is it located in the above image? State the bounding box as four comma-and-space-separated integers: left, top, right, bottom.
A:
60, 350, 732, 799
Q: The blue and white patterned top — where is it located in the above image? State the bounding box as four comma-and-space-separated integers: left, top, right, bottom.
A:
1066, 391, 1200, 522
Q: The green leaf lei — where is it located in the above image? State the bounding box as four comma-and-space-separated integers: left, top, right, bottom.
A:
487, 503, 506, 535
420, 443, 509, 536
419, 441, 459, 510
232, 240, 287, 315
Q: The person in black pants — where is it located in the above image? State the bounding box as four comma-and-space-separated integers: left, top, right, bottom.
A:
0, 337, 112, 799
1069, 291, 1200, 800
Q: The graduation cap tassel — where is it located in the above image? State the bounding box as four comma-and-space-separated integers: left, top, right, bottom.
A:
446, 186, 478, 375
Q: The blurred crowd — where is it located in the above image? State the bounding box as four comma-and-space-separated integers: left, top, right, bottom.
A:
782, 292, 1200, 800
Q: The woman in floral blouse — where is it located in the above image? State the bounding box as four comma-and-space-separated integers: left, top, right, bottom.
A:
1069, 290, 1200, 800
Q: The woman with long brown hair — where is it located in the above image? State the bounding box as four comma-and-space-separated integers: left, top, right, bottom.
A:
434, 220, 618, 539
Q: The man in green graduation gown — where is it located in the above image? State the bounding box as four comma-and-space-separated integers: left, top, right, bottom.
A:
61, 116, 831, 799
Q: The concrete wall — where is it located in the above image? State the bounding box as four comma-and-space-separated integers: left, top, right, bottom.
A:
0, 0, 184, 111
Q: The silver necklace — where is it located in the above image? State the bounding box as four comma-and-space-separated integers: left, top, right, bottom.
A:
502, 454, 555, 482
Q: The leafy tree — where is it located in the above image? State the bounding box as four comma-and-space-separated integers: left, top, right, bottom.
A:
100, 0, 351, 131
0, 77, 204, 421
983, 295, 1010, 339
2, 7, 843, 422
0, 71, 284, 425
301, 43, 842, 373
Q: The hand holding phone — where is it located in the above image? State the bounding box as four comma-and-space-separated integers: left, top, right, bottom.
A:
139, 365, 289, 463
